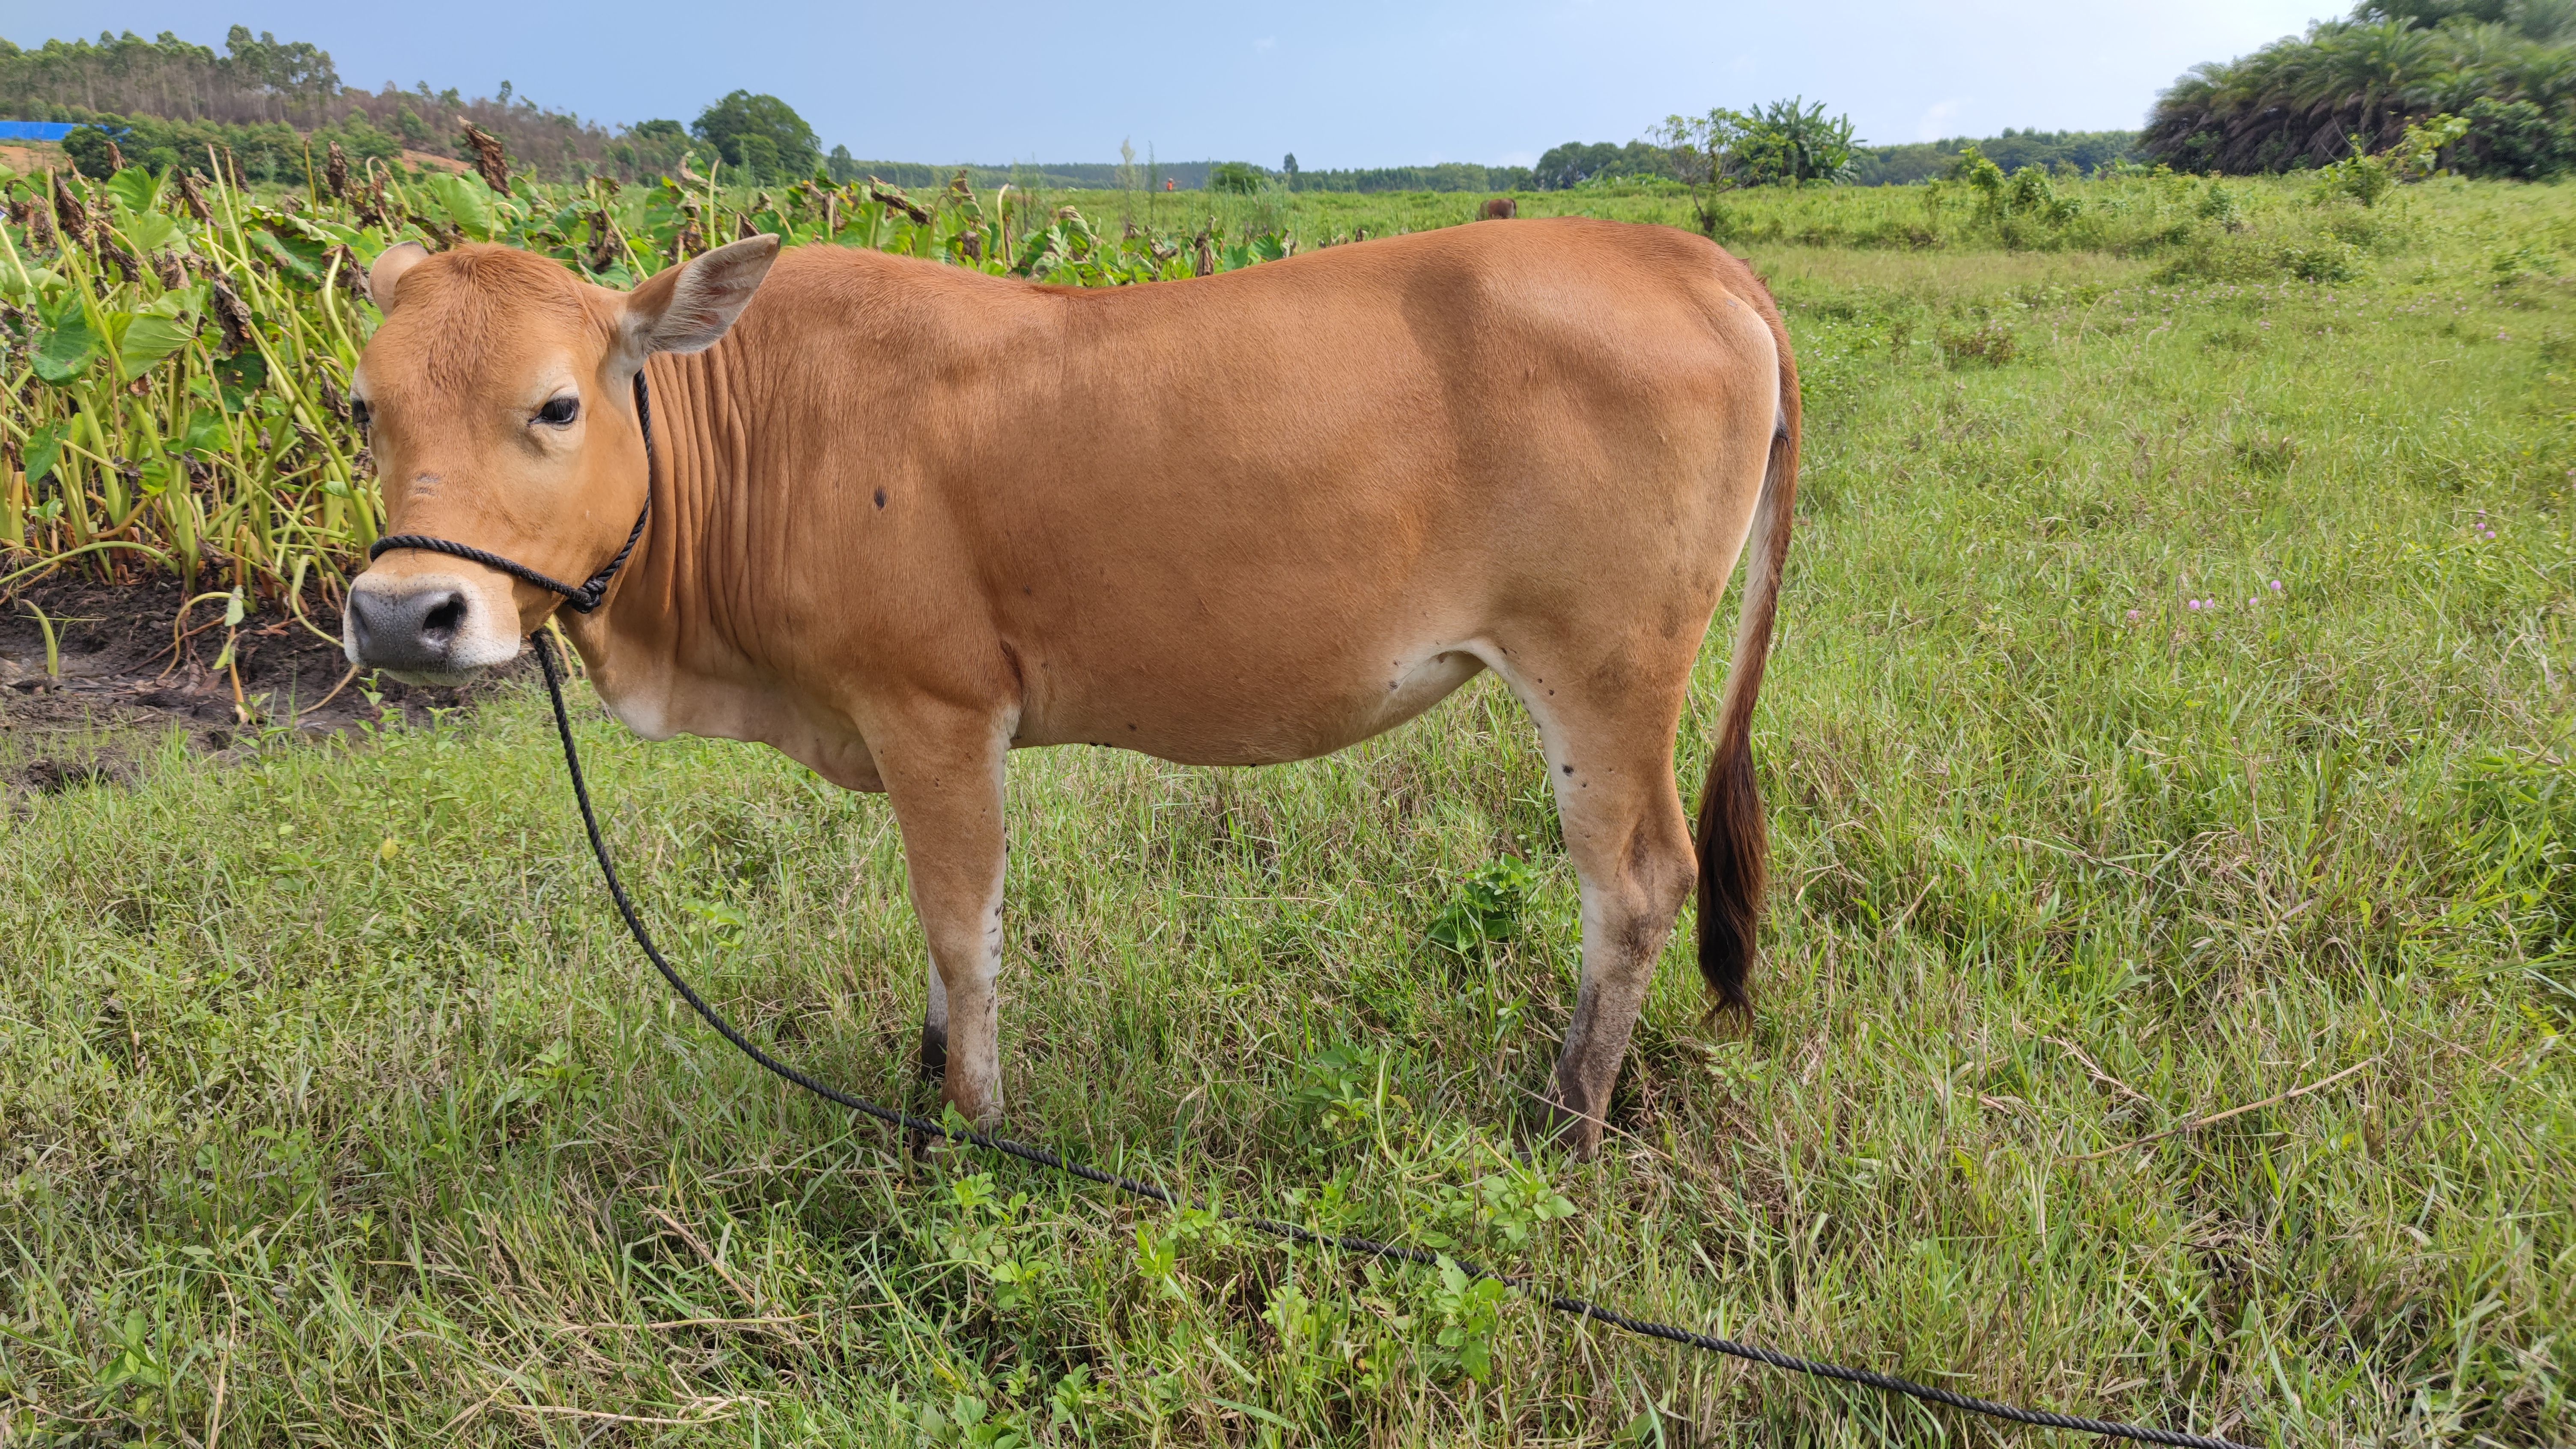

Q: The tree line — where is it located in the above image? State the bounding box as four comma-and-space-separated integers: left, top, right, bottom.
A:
0, 28, 835, 186
50, 14, 2561, 203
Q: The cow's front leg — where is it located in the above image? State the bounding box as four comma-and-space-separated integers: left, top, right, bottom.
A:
877, 713, 1011, 1125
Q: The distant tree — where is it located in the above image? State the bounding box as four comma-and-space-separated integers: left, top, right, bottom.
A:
1845, 129, 2138, 185
62, 122, 121, 178
1723, 98, 1860, 186
221, 25, 340, 123
1282, 151, 1299, 188
607, 118, 690, 179
826, 143, 859, 182
1208, 159, 1264, 192
1531, 139, 1675, 189
1288, 161, 1533, 192
691, 90, 819, 181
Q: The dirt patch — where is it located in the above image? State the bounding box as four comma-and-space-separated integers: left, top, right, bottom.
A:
0, 572, 520, 751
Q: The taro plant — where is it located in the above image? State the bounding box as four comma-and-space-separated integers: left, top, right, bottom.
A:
0, 144, 1293, 605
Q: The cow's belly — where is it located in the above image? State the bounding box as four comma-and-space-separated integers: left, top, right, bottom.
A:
1015, 633, 1491, 767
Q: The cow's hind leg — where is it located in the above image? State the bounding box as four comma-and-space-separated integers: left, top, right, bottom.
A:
1500, 664, 1697, 1157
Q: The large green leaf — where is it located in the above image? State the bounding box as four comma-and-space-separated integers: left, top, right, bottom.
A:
118, 315, 195, 380
175, 408, 230, 455
422, 173, 495, 242
212, 352, 267, 413
20, 421, 67, 484
252, 227, 333, 289
140, 283, 203, 321
0, 266, 66, 303
104, 167, 160, 213
119, 209, 180, 253
29, 298, 97, 385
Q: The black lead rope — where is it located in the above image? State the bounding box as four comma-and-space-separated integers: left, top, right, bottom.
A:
522, 628, 2257, 1449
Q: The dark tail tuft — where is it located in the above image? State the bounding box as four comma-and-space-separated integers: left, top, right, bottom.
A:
1695, 720, 1765, 1014
1693, 272, 1796, 1017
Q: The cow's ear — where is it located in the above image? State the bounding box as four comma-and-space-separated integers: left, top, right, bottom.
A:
623, 235, 780, 357
365, 241, 427, 313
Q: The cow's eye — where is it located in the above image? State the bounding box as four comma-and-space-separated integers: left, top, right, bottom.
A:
534, 395, 579, 427
349, 397, 371, 430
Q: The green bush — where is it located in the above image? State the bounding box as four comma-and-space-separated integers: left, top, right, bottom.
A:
1208, 161, 1266, 194
2282, 241, 2365, 282
2460, 96, 2576, 179
60, 123, 117, 179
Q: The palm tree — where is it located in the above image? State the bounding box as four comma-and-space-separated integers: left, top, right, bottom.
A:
2145, 11, 2572, 171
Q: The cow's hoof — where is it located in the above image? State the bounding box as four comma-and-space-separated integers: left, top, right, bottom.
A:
1536, 1093, 1605, 1160
904, 1123, 956, 1166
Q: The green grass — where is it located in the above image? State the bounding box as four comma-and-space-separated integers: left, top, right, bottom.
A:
4, 179, 2574, 1446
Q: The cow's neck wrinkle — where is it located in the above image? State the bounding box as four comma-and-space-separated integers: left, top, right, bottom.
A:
567, 345, 769, 746
560, 328, 897, 798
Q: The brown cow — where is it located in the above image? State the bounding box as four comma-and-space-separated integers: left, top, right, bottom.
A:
345, 218, 1797, 1155
1481, 197, 1517, 220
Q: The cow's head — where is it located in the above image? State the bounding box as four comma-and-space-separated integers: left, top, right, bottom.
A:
343, 235, 778, 683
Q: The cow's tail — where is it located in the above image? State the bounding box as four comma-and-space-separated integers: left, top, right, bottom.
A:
1695, 319, 1798, 1016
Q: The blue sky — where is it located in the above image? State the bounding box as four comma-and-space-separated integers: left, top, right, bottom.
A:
6, 1, 2333, 169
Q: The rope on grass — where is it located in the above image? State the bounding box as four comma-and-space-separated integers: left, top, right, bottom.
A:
529, 632, 2258, 1449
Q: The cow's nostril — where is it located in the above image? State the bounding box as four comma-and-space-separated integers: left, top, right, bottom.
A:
421, 593, 467, 644
348, 586, 477, 672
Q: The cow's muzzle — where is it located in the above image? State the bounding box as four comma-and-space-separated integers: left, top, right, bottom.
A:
343, 574, 516, 684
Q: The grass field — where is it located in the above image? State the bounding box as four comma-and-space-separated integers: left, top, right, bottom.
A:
3, 177, 2574, 1446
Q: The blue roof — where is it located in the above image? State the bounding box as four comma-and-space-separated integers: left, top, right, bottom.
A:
0, 122, 81, 142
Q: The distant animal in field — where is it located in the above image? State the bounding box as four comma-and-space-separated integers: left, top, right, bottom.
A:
343, 217, 1798, 1157
1482, 197, 1517, 219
